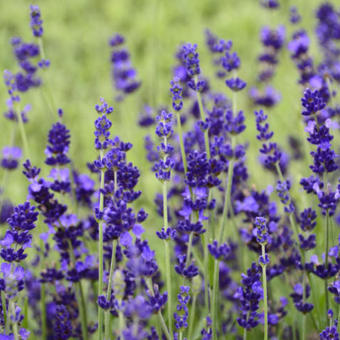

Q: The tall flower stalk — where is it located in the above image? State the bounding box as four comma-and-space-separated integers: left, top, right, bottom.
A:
93, 98, 114, 340
254, 217, 269, 340
153, 110, 175, 338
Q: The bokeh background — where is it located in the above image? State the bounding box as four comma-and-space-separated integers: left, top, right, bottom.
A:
0, 0, 329, 205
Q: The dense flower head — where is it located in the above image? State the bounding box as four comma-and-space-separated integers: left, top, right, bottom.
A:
45, 122, 71, 166
146, 285, 168, 313
175, 254, 198, 278
320, 325, 339, 340
290, 6, 301, 24
301, 88, 326, 116
94, 98, 113, 150
1, 146, 22, 170
225, 77, 247, 92
174, 286, 190, 330
299, 208, 317, 231
234, 262, 262, 330
0, 202, 38, 263
10, 38, 42, 92
225, 110, 246, 135
261, 26, 285, 50
155, 111, 174, 139
255, 110, 273, 141
153, 110, 175, 181
253, 216, 268, 244
288, 30, 310, 59
298, 234, 316, 250
222, 52, 240, 72
156, 227, 176, 240
170, 77, 183, 111
208, 241, 231, 260
316, 3, 340, 47
276, 180, 295, 213
109, 34, 141, 97
250, 86, 281, 107
0, 263, 25, 298
181, 43, 201, 77
290, 283, 314, 314
205, 29, 232, 54
30, 5, 43, 37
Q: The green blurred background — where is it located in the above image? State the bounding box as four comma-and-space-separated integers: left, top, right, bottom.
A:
0, 0, 328, 206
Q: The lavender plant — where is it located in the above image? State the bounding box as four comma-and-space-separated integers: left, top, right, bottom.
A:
0, 2, 339, 340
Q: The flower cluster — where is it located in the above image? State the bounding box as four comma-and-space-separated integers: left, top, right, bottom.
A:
109, 33, 141, 100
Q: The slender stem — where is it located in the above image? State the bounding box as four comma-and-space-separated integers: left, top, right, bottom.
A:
10, 302, 19, 340
188, 293, 197, 340
176, 112, 188, 173
41, 283, 47, 340
16, 101, 31, 159
194, 76, 210, 159
118, 310, 125, 336
146, 278, 170, 340
217, 137, 235, 243
77, 281, 88, 340
68, 240, 88, 340
325, 211, 329, 318
1, 292, 6, 330
158, 311, 171, 340
98, 150, 105, 340
104, 240, 117, 340
302, 270, 306, 340
202, 233, 209, 310
212, 259, 219, 340
164, 240, 173, 338
38, 37, 56, 115
185, 232, 194, 267
243, 328, 247, 340
261, 244, 268, 340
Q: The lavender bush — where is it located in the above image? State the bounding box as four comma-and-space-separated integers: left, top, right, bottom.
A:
0, 1, 339, 339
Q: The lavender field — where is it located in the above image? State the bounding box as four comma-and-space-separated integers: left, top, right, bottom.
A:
0, 0, 339, 339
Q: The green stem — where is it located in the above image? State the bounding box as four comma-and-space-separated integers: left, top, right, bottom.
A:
188, 294, 197, 340
10, 302, 19, 340
217, 138, 235, 243
98, 150, 105, 340
194, 76, 210, 159
176, 112, 188, 173
104, 239, 117, 340
261, 244, 268, 340
77, 281, 88, 340
118, 310, 125, 336
164, 240, 173, 338
243, 328, 247, 340
68, 240, 88, 340
202, 233, 210, 311
1, 292, 6, 331
325, 211, 329, 318
16, 101, 31, 159
38, 37, 56, 115
302, 270, 306, 340
158, 311, 171, 340
41, 283, 47, 340
146, 278, 170, 340
185, 232, 194, 267
338, 305, 340, 333
212, 259, 219, 340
